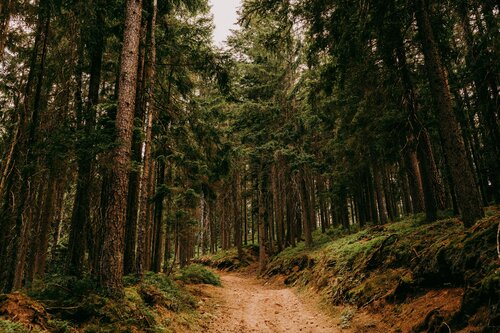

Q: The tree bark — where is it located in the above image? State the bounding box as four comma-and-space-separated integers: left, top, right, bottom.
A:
152, 159, 165, 273
415, 0, 483, 227
456, 3, 500, 204
258, 163, 268, 273
98, 0, 143, 296
373, 166, 388, 224
68, 4, 105, 276
0, 0, 11, 60
32, 172, 58, 278
123, 5, 149, 275
405, 148, 425, 213
233, 172, 243, 258
296, 169, 313, 247
0, 0, 51, 292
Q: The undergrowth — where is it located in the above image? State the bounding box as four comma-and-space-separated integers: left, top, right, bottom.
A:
1, 267, 218, 332
177, 264, 221, 286
195, 244, 259, 270
0, 319, 40, 333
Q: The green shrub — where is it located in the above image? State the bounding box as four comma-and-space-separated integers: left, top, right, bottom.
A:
143, 272, 197, 310
47, 319, 73, 333
176, 264, 221, 286
0, 320, 33, 333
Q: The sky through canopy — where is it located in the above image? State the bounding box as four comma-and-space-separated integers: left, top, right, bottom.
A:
209, 0, 241, 46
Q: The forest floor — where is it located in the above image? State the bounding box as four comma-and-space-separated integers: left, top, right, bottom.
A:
192, 268, 464, 333
193, 267, 341, 333
197, 210, 499, 332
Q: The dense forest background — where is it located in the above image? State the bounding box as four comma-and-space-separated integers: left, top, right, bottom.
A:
0, 0, 498, 298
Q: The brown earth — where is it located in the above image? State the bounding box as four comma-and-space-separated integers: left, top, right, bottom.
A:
0, 292, 52, 331
196, 270, 342, 333
351, 288, 464, 332
192, 268, 468, 333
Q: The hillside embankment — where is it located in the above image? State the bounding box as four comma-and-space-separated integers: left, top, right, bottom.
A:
262, 212, 499, 332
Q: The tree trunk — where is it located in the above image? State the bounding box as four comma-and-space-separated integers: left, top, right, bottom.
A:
0, 0, 11, 60
98, 0, 143, 296
0, 0, 51, 292
68, 1, 105, 276
415, 0, 483, 227
233, 172, 243, 259
258, 164, 268, 273
392, 29, 444, 218
33, 172, 58, 278
456, 3, 500, 204
152, 159, 164, 273
296, 169, 313, 247
373, 166, 388, 224
123, 4, 149, 275
405, 147, 425, 213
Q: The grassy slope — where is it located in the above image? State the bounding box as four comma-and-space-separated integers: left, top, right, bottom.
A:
264, 210, 499, 331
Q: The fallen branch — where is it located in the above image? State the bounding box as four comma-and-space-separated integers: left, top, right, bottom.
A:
45, 305, 80, 311
441, 321, 452, 333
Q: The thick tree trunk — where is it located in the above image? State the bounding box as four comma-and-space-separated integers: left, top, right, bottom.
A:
415, 0, 483, 227
123, 6, 149, 275
98, 0, 143, 296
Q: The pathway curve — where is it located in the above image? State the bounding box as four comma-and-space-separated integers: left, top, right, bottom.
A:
200, 271, 340, 333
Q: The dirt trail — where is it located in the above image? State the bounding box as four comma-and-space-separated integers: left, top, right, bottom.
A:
200, 271, 340, 333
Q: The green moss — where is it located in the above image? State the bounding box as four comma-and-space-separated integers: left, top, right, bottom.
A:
47, 319, 73, 333
0, 320, 33, 333
143, 272, 197, 310
176, 264, 221, 286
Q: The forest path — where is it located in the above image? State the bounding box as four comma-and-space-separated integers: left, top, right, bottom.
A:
199, 270, 341, 333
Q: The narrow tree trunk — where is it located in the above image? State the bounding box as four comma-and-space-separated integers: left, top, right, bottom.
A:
405, 147, 425, 213
68, 3, 105, 276
152, 159, 165, 272
33, 172, 58, 278
456, 3, 500, 204
296, 169, 313, 247
271, 164, 283, 251
0, 0, 12, 60
373, 166, 389, 224
233, 172, 243, 259
258, 164, 268, 273
0, 0, 51, 292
